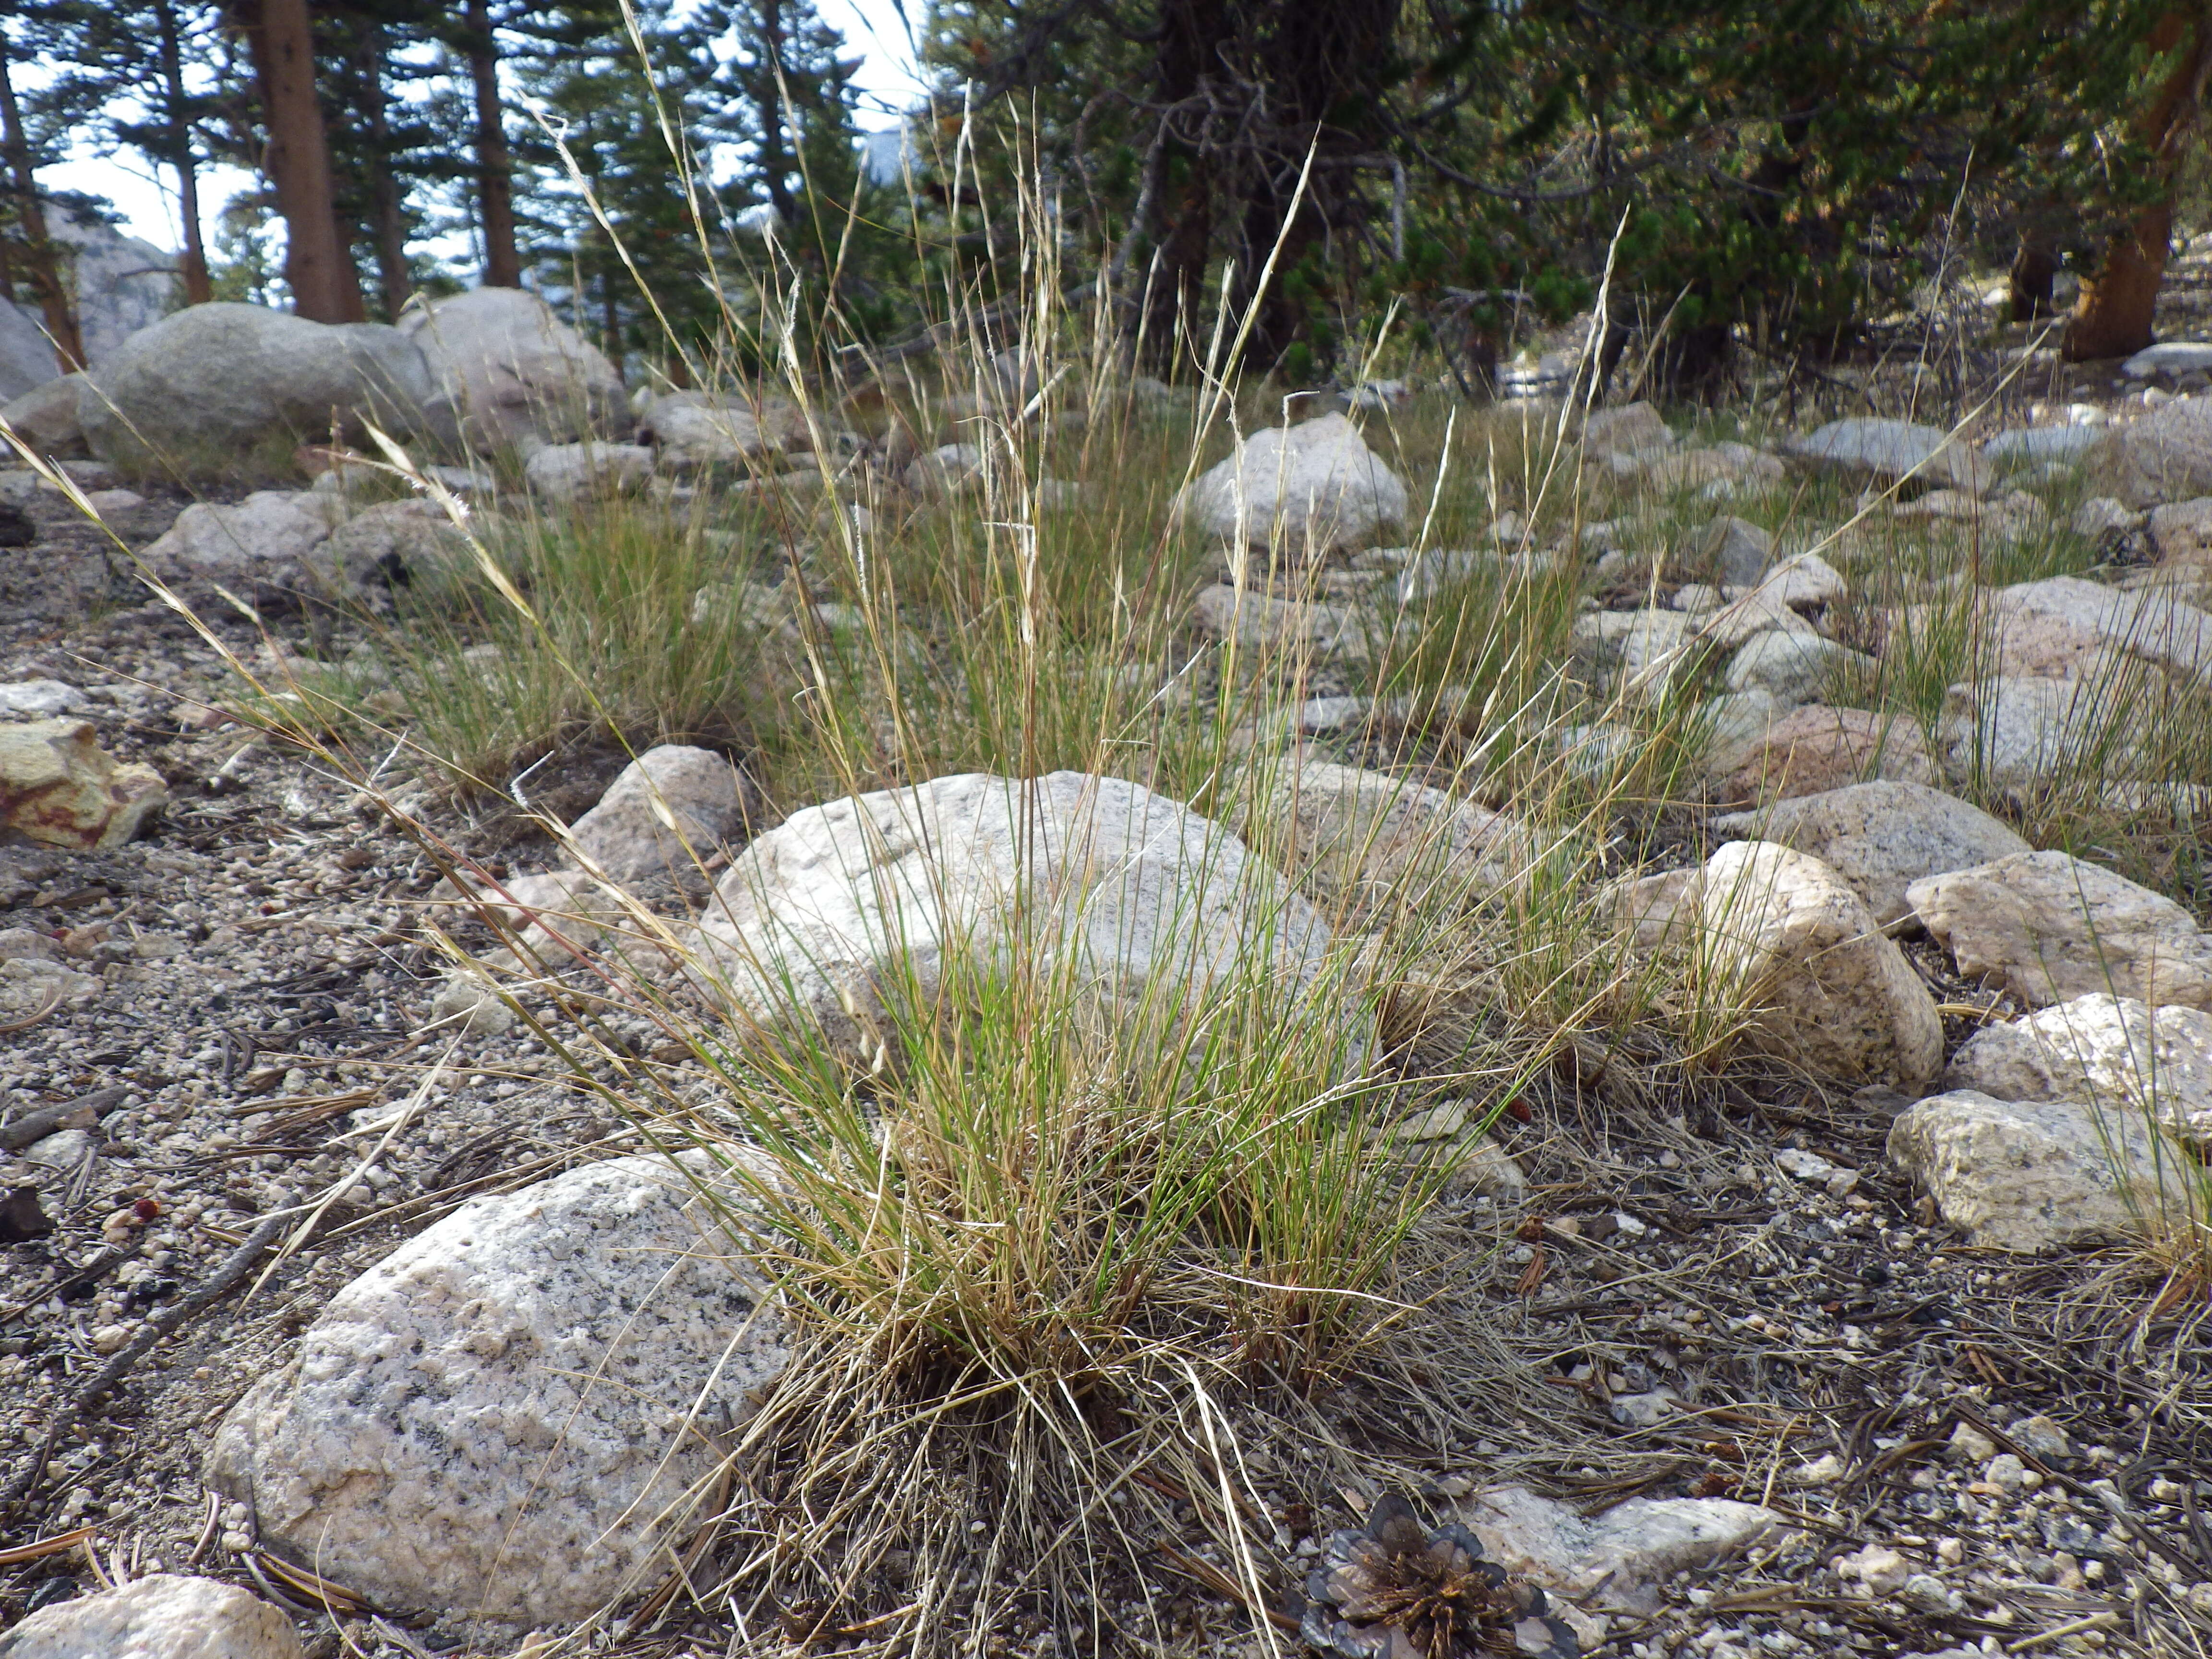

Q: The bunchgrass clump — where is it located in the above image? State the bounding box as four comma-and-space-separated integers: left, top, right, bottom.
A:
332, 493, 786, 796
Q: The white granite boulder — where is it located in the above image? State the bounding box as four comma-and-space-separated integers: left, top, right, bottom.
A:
1984, 426, 2103, 469
1174, 413, 1407, 552
692, 771, 1351, 1062
1604, 866, 1705, 953
0, 1574, 299, 1659
1991, 575, 2212, 682
1784, 418, 1989, 495
1256, 760, 1534, 899
524, 441, 655, 501
1906, 851, 2212, 1010
206, 1154, 790, 1626
452, 867, 630, 956
307, 497, 475, 592
1640, 442, 1785, 493
563, 744, 757, 883
1941, 674, 2143, 790
1887, 1090, 2178, 1251
0, 205, 176, 401
1573, 606, 1702, 696
1190, 586, 1383, 661
1693, 689, 1789, 777
1464, 1485, 1778, 1621
0, 679, 85, 719
1697, 841, 1942, 1091
0, 373, 90, 459
1711, 781, 2029, 927
641, 391, 774, 469
1976, 603, 2130, 680
1580, 401, 1672, 461
2075, 496, 2142, 540
2123, 342, 2212, 379
2148, 497, 2212, 562
398, 286, 625, 453
904, 442, 985, 497
1694, 515, 1773, 586
1723, 631, 1872, 707
143, 491, 338, 577
1714, 705, 1938, 807
1693, 553, 1844, 653
1946, 993, 2212, 1142
2092, 394, 2212, 507
77, 302, 445, 467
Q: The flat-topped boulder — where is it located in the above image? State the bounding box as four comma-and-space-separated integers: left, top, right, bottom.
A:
1947, 993, 2212, 1143
76, 302, 448, 467
1784, 418, 1989, 494
1888, 1090, 2178, 1251
2092, 395, 2212, 506
1908, 850, 2212, 1010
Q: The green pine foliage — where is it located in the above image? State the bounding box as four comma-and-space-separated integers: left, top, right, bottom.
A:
917, 0, 2193, 385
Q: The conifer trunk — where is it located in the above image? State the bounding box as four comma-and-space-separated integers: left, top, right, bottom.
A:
751, 0, 798, 224
2008, 223, 2060, 323
1139, 0, 1231, 366
232, 0, 366, 323
155, 0, 214, 305
2065, 11, 2212, 361
0, 49, 87, 373
466, 0, 520, 287
354, 24, 412, 317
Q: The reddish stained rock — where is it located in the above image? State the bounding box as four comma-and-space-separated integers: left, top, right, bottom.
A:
0, 719, 169, 850
1716, 704, 1937, 807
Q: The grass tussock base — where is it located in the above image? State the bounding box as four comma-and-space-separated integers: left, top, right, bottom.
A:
576, 920, 1529, 1651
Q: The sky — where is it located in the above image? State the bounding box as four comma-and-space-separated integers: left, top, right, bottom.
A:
33, 0, 931, 258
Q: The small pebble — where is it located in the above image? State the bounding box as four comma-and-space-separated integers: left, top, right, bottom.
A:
1948, 1421, 1996, 1463
2008, 1414, 2073, 1463
1899, 1573, 1960, 1616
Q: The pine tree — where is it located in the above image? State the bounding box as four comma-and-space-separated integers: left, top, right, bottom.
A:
223, 0, 367, 321
924, 0, 2196, 386
456, 0, 521, 286
504, 0, 731, 369
0, 11, 91, 370
22, 0, 230, 307
701, 0, 897, 356
318, 0, 465, 319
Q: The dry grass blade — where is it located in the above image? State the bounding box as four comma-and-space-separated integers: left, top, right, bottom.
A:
0, 1526, 101, 1566
248, 1548, 375, 1616
1157, 1544, 1302, 1633
0, 986, 68, 1035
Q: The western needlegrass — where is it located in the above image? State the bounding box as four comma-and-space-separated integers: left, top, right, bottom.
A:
31, 103, 2212, 1658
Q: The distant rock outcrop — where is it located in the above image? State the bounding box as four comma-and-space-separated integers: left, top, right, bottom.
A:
0, 204, 178, 401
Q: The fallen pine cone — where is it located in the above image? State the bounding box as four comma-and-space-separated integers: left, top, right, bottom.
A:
1300, 1492, 1579, 1659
